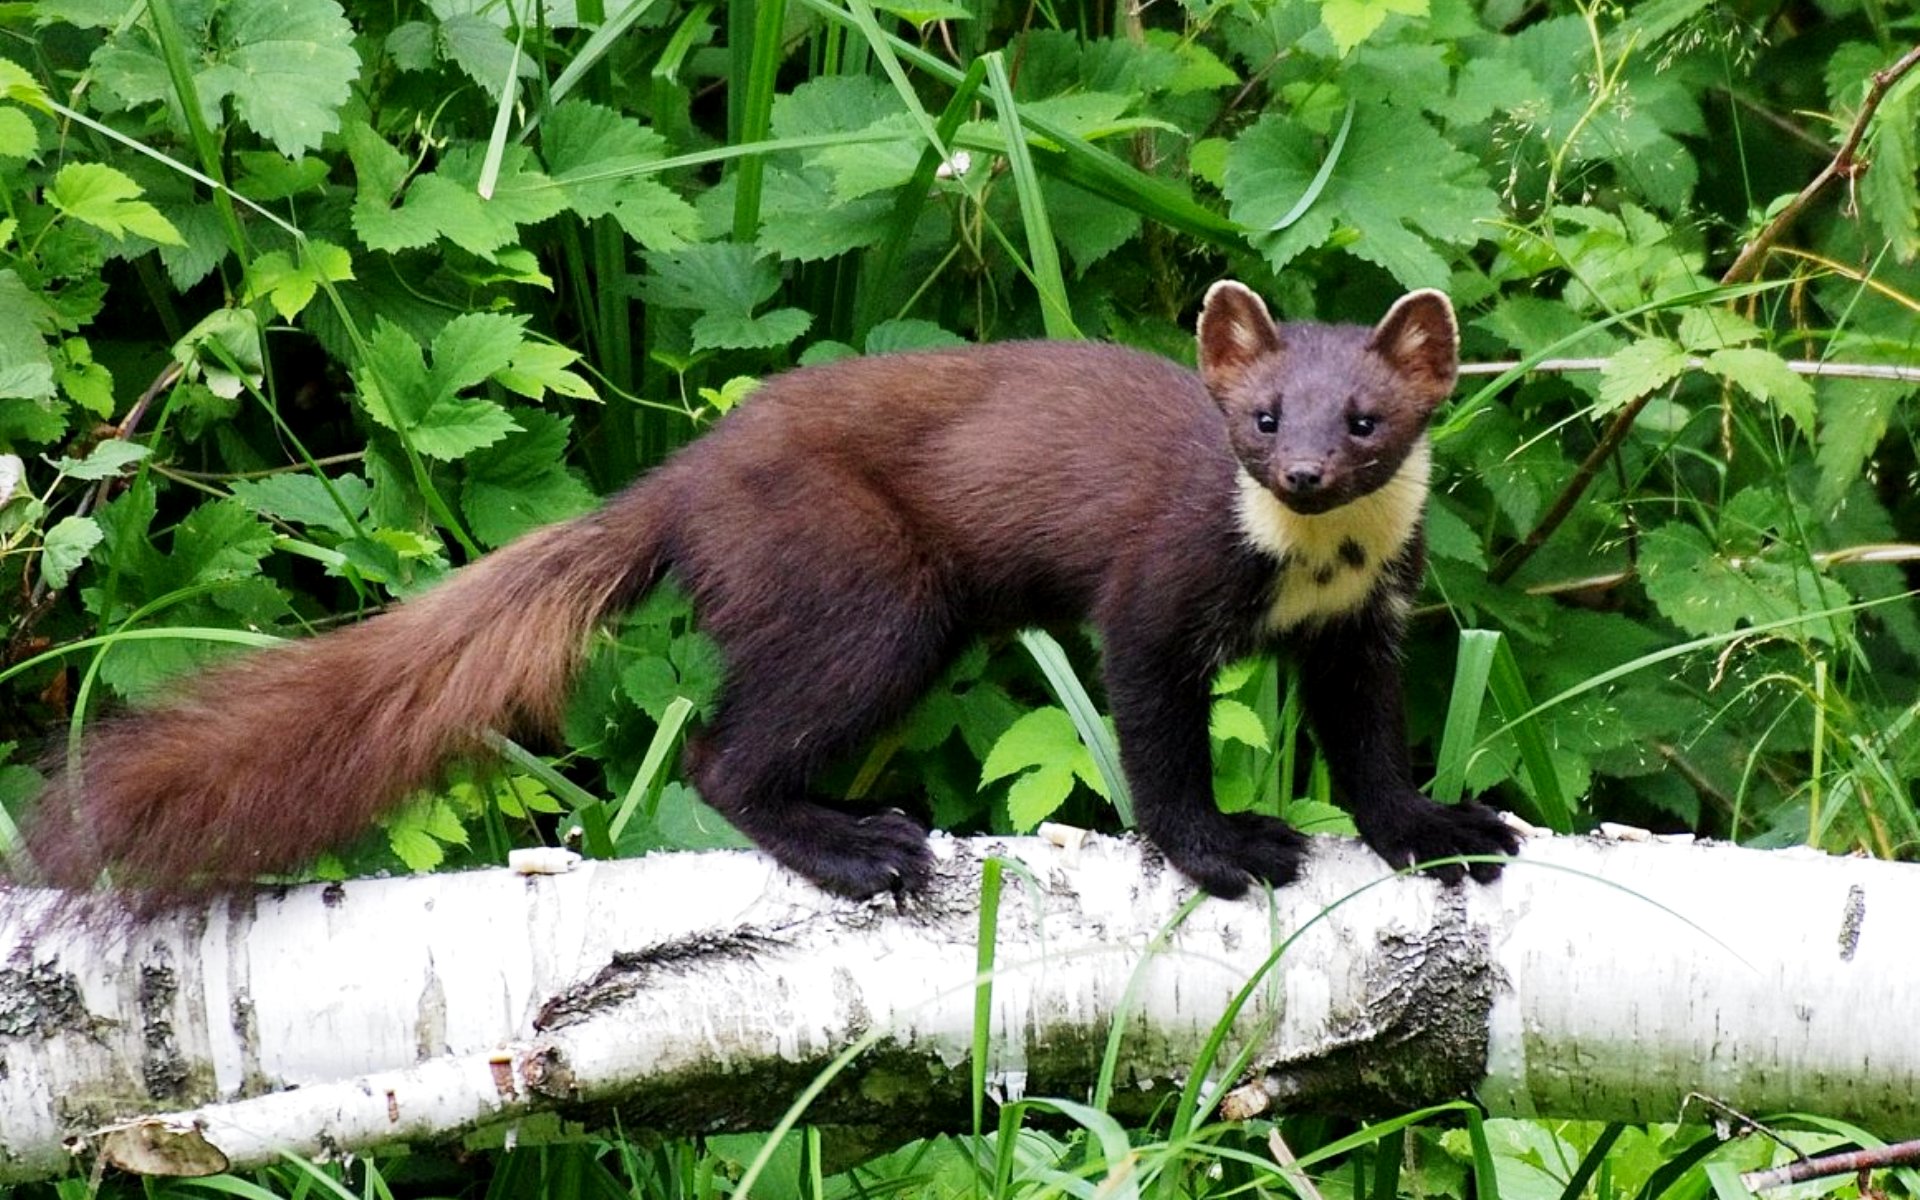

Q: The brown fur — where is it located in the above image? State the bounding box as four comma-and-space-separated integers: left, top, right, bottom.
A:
22, 283, 1518, 901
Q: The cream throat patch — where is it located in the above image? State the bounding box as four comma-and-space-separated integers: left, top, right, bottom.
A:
1234, 439, 1430, 631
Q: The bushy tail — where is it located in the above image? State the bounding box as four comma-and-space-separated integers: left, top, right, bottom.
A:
22, 484, 670, 896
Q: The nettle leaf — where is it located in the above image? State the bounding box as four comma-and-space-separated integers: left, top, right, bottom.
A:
1704, 348, 1815, 437
1223, 103, 1497, 288
40, 514, 103, 589
1676, 307, 1761, 352
355, 143, 563, 259
770, 74, 900, 139
1319, 0, 1426, 56
213, 0, 359, 157
864, 319, 966, 354
747, 168, 891, 263
1597, 336, 1688, 413
1861, 91, 1918, 263
48, 163, 185, 245
1815, 375, 1902, 511
431, 312, 527, 394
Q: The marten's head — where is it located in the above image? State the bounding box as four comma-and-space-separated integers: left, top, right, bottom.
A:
1196, 282, 1456, 516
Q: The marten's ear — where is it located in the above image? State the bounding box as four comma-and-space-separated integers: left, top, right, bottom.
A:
1197, 281, 1283, 397
1369, 289, 1458, 411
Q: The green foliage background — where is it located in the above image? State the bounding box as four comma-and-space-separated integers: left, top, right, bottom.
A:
2, 0, 1919, 1193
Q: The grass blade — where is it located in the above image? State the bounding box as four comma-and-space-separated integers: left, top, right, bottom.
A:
983, 52, 1077, 339
1017, 628, 1132, 825
1433, 629, 1499, 805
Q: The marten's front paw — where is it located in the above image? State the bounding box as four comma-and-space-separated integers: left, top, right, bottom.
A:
1156, 811, 1309, 900
1359, 796, 1520, 885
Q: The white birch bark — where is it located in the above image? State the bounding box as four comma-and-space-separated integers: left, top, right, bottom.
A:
1, 829, 1915, 1183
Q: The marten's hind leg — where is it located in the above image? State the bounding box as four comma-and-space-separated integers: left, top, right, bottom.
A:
684, 593, 955, 897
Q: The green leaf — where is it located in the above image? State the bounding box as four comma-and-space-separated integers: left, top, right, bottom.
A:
1319, 0, 1427, 55
542, 100, 699, 251
40, 514, 103, 589
461, 410, 596, 546
864, 319, 966, 354
243, 242, 354, 319
980, 705, 1082, 785
1209, 698, 1269, 750
1639, 524, 1850, 642
1223, 103, 1496, 288
212, 0, 360, 157
1704, 348, 1815, 437
47, 163, 186, 245
691, 307, 812, 352
1597, 336, 1689, 413
55, 438, 150, 480
227, 473, 372, 535
1006, 763, 1075, 831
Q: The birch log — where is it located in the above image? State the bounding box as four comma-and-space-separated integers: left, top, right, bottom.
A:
1, 829, 1916, 1183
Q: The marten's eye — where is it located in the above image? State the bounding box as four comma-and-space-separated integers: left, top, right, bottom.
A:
1347, 414, 1378, 438
1255, 410, 1279, 434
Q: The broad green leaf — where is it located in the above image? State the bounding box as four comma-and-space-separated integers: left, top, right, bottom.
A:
1639, 524, 1851, 642
1704, 348, 1815, 436
1006, 763, 1075, 831
542, 100, 698, 251
495, 341, 597, 402
243, 242, 354, 319
460, 410, 596, 546
691, 307, 812, 353
409, 397, 521, 460
40, 514, 103, 588
864, 319, 966, 354
1597, 337, 1688, 413
1209, 698, 1269, 750
980, 705, 1082, 785
0, 108, 37, 159
431, 312, 527, 394
55, 438, 150, 480
227, 473, 372, 535
214, 0, 360, 157
47, 163, 185, 245
1223, 103, 1497, 288
1320, 0, 1427, 55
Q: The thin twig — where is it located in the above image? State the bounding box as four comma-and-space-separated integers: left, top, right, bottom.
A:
1460, 357, 1920, 383
1741, 1137, 1920, 1191
1722, 42, 1920, 287
1484, 42, 1920, 587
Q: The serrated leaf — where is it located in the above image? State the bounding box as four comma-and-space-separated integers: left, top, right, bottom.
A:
864, 319, 966, 354
1676, 307, 1760, 352
691, 307, 812, 352
1705, 347, 1815, 436
1320, 0, 1427, 55
48, 163, 185, 245
1006, 763, 1075, 831
56, 438, 150, 480
543, 101, 699, 251
431, 312, 527, 393
40, 514, 103, 588
496, 341, 597, 401
980, 705, 1082, 785
643, 243, 782, 314
1223, 104, 1496, 288
215, 0, 360, 157
1597, 336, 1689, 413
243, 241, 354, 319
1209, 698, 1269, 750
461, 410, 595, 545
1639, 523, 1850, 642
227, 473, 371, 535
0, 107, 38, 159
410, 397, 521, 460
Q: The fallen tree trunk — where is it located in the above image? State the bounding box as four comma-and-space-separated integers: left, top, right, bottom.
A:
1, 829, 1915, 1182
